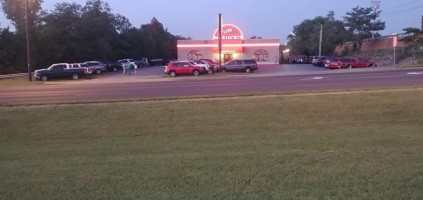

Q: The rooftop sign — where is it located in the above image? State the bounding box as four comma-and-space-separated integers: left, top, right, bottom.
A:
213, 24, 244, 40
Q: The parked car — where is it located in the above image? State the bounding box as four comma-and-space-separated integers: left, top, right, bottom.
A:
191, 60, 211, 72
164, 61, 205, 77
69, 63, 92, 74
84, 61, 108, 75
290, 56, 309, 64
326, 58, 344, 69
350, 58, 377, 68
150, 59, 164, 66
102, 61, 122, 72
34, 63, 90, 81
135, 58, 149, 67
221, 59, 258, 73
315, 56, 330, 67
199, 58, 220, 72
326, 57, 361, 69
312, 56, 328, 66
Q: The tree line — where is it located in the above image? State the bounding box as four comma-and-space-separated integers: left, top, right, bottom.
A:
287, 8, 386, 57
287, 6, 423, 59
0, 0, 189, 74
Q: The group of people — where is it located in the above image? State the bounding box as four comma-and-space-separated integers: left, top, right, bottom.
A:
122, 62, 137, 75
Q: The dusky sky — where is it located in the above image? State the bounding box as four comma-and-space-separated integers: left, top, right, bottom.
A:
1, 0, 422, 43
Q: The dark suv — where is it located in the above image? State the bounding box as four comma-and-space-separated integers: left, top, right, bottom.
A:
221, 59, 258, 73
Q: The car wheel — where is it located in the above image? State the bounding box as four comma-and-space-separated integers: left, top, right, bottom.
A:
245, 68, 251, 73
95, 69, 102, 75
113, 67, 118, 72
72, 74, 79, 80
169, 71, 176, 77
41, 75, 48, 81
193, 70, 200, 76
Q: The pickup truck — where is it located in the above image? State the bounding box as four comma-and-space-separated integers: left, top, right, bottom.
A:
133, 58, 149, 68
34, 63, 90, 81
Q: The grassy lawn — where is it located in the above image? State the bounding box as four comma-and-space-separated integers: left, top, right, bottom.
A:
0, 75, 98, 86
1, 90, 423, 199
0, 77, 44, 85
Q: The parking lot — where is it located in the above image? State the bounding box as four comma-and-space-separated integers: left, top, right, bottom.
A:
96, 63, 391, 83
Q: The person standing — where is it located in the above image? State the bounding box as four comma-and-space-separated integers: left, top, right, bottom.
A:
133, 63, 138, 75
125, 62, 131, 75
122, 63, 126, 75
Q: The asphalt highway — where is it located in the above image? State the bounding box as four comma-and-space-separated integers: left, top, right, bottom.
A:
1, 68, 423, 104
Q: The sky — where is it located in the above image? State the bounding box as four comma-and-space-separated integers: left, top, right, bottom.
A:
0, 0, 422, 44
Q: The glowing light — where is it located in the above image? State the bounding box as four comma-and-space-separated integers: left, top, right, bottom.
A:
222, 50, 236, 53
177, 44, 216, 48
213, 24, 244, 40
177, 43, 280, 48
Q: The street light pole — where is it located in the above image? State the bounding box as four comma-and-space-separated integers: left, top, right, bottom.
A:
318, 24, 323, 57
392, 32, 397, 67
25, 0, 32, 81
218, 14, 222, 69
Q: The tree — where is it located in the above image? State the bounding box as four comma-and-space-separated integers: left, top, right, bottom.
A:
344, 6, 385, 55
1, 0, 43, 33
288, 11, 350, 56
0, 0, 189, 74
400, 27, 423, 60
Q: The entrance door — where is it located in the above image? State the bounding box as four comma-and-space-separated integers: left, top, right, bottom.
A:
224, 54, 233, 63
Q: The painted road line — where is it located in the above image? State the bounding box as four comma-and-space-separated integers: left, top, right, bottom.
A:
407, 72, 422, 75
300, 77, 324, 81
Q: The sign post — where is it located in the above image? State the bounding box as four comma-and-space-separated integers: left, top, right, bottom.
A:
25, 0, 32, 81
218, 14, 222, 70
392, 33, 397, 67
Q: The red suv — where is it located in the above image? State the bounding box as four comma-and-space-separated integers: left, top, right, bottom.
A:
164, 61, 205, 77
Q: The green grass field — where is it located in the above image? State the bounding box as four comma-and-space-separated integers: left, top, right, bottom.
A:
1, 90, 423, 199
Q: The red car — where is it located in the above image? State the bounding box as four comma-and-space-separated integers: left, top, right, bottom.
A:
326, 57, 377, 69
164, 61, 205, 77
351, 58, 377, 68
326, 58, 352, 69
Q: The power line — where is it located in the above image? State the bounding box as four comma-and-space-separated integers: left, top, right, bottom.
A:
382, 4, 423, 15
383, 0, 420, 11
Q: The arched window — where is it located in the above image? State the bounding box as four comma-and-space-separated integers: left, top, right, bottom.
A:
254, 49, 269, 62
188, 50, 202, 60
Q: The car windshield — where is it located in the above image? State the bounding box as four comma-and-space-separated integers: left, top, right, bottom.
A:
86, 62, 98, 66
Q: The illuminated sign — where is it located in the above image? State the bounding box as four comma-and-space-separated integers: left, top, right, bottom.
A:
177, 43, 280, 48
213, 24, 244, 40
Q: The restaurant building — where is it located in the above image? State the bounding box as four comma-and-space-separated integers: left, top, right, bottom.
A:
177, 24, 280, 64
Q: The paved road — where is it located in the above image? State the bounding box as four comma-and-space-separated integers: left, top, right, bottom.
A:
1, 66, 423, 104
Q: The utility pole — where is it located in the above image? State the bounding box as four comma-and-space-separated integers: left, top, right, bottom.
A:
318, 24, 322, 56
25, 0, 32, 81
218, 14, 222, 69
371, 0, 381, 39
392, 32, 397, 67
